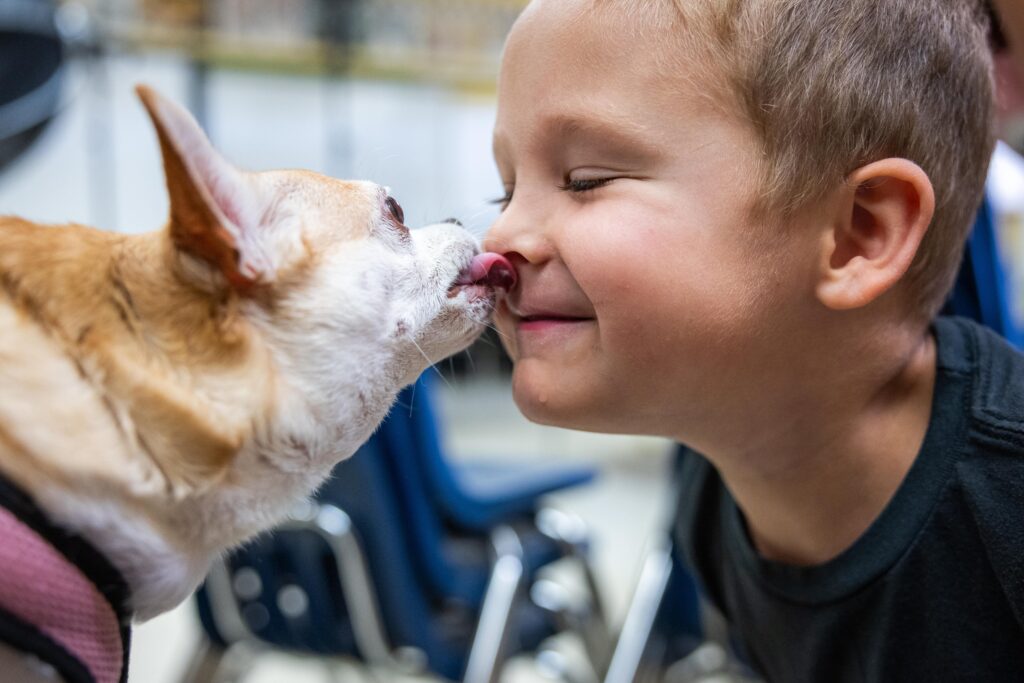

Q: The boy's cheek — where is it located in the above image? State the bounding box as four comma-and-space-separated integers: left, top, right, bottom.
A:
493, 308, 519, 360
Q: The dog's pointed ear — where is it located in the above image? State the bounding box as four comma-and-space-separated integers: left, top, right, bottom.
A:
136, 84, 268, 292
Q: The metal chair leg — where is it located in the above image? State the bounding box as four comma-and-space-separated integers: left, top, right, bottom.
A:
536, 507, 614, 678
462, 526, 526, 683
603, 540, 674, 683
178, 639, 258, 683
278, 503, 397, 668
178, 637, 225, 683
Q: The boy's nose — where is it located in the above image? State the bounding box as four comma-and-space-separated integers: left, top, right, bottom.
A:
482, 232, 555, 266
484, 196, 558, 265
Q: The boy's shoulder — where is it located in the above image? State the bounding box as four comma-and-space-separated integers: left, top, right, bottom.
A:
672, 316, 1024, 680
935, 312, 1024, 436
936, 316, 1024, 446
930, 315, 1024, 632
677, 314, 1024, 585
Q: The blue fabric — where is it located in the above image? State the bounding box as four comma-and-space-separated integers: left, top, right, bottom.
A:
404, 377, 597, 532
651, 544, 703, 660
380, 379, 593, 604
943, 197, 1022, 347
198, 437, 470, 678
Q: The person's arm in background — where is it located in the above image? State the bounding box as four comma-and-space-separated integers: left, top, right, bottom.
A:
992, 0, 1024, 147
993, 0, 1024, 76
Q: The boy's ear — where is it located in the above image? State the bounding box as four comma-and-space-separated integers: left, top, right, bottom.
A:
136, 84, 270, 292
815, 158, 935, 311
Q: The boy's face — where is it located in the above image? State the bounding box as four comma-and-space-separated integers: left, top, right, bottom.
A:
486, 1, 820, 439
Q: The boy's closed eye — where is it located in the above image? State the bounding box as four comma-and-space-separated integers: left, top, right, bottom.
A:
490, 175, 631, 211
560, 176, 616, 193
490, 188, 514, 210
491, 112, 663, 211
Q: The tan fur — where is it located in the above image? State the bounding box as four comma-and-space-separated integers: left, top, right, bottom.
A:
0, 219, 268, 491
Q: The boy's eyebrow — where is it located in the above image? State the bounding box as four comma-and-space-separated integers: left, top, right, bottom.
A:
494, 112, 662, 165
545, 113, 661, 160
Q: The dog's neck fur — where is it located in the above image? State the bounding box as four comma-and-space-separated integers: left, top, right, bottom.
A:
0, 218, 271, 489
0, 218, 332, 617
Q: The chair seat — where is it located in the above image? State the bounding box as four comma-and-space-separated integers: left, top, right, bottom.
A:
441, 459, 597, 532
404, 377, 598, 532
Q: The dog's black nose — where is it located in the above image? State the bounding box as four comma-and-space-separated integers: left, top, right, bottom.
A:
442, 217, 463, 227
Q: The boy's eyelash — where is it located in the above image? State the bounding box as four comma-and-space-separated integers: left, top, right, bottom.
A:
489, 177, 614, 209
490, 191, 514, 206
559, 177, 614, 193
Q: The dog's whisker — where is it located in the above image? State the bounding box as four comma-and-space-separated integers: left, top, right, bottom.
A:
482, 322, 512, 343
464, 203, 496, 220
410, 337, 454, 391
464, 206, 497, 226
474, 335, 499, 350
426, 362, 454, 391
471, 227, 498, 242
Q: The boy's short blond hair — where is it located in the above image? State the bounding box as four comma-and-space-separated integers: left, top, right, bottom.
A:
610, 0, 995, 319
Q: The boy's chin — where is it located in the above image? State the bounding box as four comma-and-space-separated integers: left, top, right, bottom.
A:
511, 363, 577, 427
510, 364, 626, 433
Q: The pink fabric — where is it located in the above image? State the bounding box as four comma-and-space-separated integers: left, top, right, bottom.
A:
0, 506, 123, 683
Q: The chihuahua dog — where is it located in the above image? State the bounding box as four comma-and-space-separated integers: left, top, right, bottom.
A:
0, 85, 514, 682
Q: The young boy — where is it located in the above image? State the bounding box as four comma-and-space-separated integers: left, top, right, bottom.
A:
484, 0, 1023, 679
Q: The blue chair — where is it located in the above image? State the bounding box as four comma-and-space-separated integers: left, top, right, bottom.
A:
944, 195, 1023, 346
185, 377, 604, 683
386, 377, 598, 607
403, 377, 597, 532
604, 195, 1019, 683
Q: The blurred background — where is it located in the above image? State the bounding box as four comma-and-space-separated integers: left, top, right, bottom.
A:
0, 0, 515, 259
1, 2, 1023, 682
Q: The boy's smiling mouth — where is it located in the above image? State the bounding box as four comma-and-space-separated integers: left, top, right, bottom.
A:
519, 314, 594, 332
505, 299, 596, 334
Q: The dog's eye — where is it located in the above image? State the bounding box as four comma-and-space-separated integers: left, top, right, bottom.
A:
385, 196, 405, 225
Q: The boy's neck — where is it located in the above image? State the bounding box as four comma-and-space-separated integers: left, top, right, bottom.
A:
711, 329, 937, 567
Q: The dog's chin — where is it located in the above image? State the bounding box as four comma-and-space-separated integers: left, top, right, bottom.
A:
434, 319, 488, 357
391, 318, 486, 385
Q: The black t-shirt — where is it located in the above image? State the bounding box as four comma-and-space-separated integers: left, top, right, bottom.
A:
674, 316, 1024, 682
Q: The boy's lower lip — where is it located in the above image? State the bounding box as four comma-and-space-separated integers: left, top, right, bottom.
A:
518, 316, 593, 333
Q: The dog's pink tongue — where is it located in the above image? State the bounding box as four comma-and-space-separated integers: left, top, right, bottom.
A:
459, 253, 517, 290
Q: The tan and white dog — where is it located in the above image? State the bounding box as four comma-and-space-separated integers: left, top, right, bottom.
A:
0, 85, 513, 680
